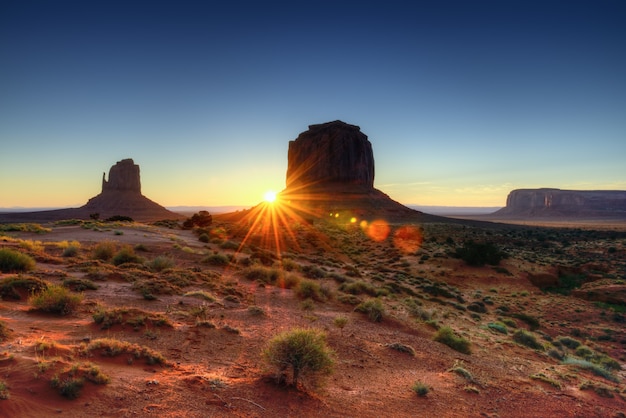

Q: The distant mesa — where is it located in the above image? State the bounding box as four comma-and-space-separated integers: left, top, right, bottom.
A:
493, 188, 626, 219
0, 158, 183, 223
280, 120, 420, 220
81, 158, 181, 221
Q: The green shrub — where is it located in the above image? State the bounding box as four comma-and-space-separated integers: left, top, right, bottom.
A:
512, 329, 544, 351
433, 326, 471, 354
297, 279, 324, 301
0, 276, 48, 300
51, 376, 84, 399
563, 357, 618, 382
386, 342, 416, 356
0, 248, 35, 273
354, 299, 385, 322
487, 322, 508, 335
339, 281, 378, 296
557, 336, 581, 349
92, 241, 116, 261
411, 381, 429, 396
262, 328, 334, 387
80, 338, 166, 365
112, 246, 142, 265
0, 380, 8, 400
203, 253, 230, 266
510, 313, 540, 331
147, 256, 175, 272
62, 245, 80, 257
29, 285, 83, 315
455, 241, 504, 266
62, 278, 98, 291
301, 265, 326, 279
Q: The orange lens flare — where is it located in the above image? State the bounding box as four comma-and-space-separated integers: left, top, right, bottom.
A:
365, 219, 390, 242
393, 225, 423, 254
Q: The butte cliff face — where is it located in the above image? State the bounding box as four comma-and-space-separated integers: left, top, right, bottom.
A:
81, 159, 182, 221
494, 188, 626, 218
280, 121, 417, 220
286, 121, 375, 192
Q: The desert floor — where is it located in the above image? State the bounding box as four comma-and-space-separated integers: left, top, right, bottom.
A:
1, 212, 626, 417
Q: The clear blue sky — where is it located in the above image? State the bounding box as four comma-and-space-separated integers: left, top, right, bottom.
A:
1, 0, 625, 208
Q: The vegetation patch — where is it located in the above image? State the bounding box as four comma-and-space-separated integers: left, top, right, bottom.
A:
411, 381, 430, 396
0, 276, 48, 300
512, 329, 544, 351
386, 342, 416, 356
0, 248, 36, 273
29, 285, 83, 315
262, 328, 334, 388
434, 326, 471, 354
354, 299, 385, 322
92, 307, 172, 330
79, 338, 167, 365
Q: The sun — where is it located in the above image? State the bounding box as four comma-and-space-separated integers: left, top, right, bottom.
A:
263, 190, 277, 203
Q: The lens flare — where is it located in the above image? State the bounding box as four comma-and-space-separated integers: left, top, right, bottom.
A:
393, 225, 423, 254
366, 219, 390, 242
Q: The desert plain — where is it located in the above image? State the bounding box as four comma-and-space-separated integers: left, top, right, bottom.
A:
1, 210, 625, 418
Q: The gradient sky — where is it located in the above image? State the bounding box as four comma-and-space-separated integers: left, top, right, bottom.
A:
1, 0, 625, 209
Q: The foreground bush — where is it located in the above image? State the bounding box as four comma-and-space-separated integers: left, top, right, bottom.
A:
262, 328, 333, 388
0, 276, 48, 300
0, 248, 35, 273
433, 326, 471, 354
354, 299, 385, 322
455, 241, 504, 266
29, 285, 83, 315
112, 246, 143, 265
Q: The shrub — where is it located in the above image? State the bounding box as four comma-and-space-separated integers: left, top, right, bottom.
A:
112, 246, 142, 265
411, 381, 429, 396
183, 211, 212, 229
563, 357, 618, 382
455, 241, 504, 266
147, 256, 175, 272
62, 245, 80, 257
0, 276, 48, 300
333, 316, 348, 334
487, 322, 508, 335
262, 328, 333, 387
29, 285, 83, 315
297, 279, 324, 301
386, 342, 416, 356
354, 299, 385, 322
51, 376, 84, 399
183, 290, 216, 302
92, 241, 116, 261
203, 253, 230, 266
433, 326, 471, 354
510, 313, 540, 330
62, 278, 98, 291
0, 248, 35, 273
512, 329, 544, 351
79, 338, 166, 365
0, 380, 8, 400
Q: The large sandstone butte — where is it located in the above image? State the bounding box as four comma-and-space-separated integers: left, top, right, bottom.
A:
280, 121, 418, 220
286, 121, 375, 192
494, 188, 626, 219
0, 159, 183, 222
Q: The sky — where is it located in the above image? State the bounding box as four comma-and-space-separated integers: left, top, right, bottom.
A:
1, 0, 625, 209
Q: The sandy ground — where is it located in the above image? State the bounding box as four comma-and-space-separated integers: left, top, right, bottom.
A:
1, 217, 625, 417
